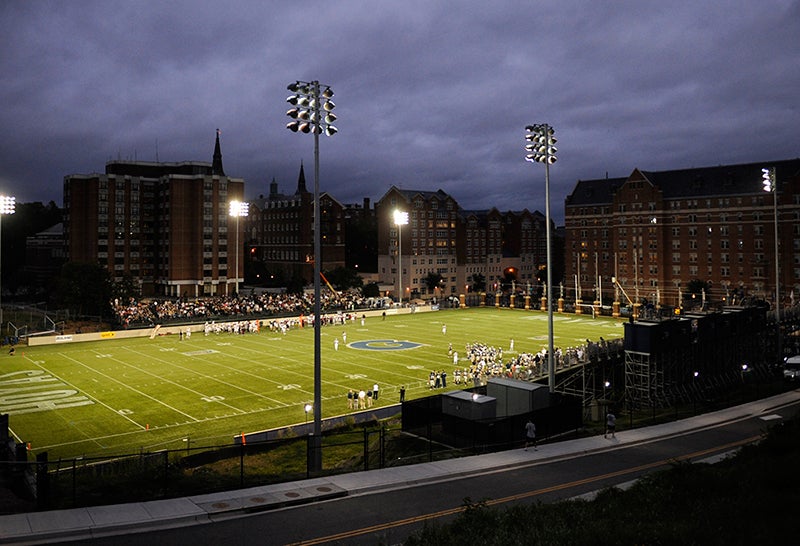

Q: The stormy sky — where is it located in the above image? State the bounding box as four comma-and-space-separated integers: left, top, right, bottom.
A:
1, 0, 798, 224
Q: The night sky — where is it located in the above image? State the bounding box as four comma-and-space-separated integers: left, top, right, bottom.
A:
1, 0, 798, 223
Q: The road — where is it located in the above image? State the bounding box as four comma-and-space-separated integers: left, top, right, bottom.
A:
77, 393, 799, 546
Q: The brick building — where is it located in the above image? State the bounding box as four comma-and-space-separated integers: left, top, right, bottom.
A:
246, 163, 345, 285
63, 132, 245, 297
564, 159, 800, 309
376, 186, 549, 300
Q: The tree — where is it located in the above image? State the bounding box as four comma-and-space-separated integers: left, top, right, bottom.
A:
54, 262, 112, 318
2, 200, 62, 297
362, 282, 380, 298
324, 266, 364, 291
683, 279, 711, 308
285, 274, 306, 295
470, 273, 486, 292
423, 272, 444, 296
111, 274, 140, 304
686, 279, 710, 296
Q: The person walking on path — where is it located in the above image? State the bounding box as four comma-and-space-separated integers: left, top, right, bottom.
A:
604, 411, 616, 438
524, 419, 537, 451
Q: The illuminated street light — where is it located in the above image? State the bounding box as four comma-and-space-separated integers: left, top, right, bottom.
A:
394, 210, 409, 306
0, 195, 15, 328
229, 200, 249, 295
525, 124, 557, 393
285, 80, 337, 473
762, 166, 781, 367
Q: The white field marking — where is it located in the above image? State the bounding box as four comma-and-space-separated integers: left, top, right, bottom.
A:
59, 352, 200, 422
120, 345, 291, 406
19, 358, 145, 430
84, 353, 250, 415
214, 327, 435, 395
199, 337, 330, 391
35, 394, 343, 452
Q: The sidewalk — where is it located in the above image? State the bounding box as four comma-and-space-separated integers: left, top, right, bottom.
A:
1, 391, 797, 545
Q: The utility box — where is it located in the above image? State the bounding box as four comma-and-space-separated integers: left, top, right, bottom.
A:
442, 390, 497, 421
487, 378, 549, 417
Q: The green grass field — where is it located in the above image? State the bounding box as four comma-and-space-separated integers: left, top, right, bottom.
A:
2, 308, 623, 459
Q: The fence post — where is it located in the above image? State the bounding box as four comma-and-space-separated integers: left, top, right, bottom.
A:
380, 426, 385, 469
363, 426, 369, 471
240, 442, 245, 488
163, 450, 169, 497
72, 458, 77, 506
36, 451, 49, 510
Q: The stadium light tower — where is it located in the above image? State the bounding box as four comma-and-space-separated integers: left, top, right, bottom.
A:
0, 195, 15, 328
762, 166, 781, 366
229, 200, 249, 295
286, 80, 337, 473
394, 210, 409, 306
525, 123, 557, 393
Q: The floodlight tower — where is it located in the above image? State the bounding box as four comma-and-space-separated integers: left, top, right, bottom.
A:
394, 210, 409, 306
762, 166, 781, 366
525, 124, 557, 393
286, 80, 337, 472
0, 195, 15, 328
228, 200, 249, 295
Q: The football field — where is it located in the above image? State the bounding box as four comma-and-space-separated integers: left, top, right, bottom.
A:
1, 308, 624, 459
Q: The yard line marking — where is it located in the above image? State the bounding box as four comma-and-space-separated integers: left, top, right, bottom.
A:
59, 352, 201, 422
91, 350, 249, 416
120, 345, 291, 407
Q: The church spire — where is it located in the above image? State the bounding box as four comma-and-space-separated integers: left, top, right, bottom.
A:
295, 160, 308, 194
212, 128, 225, 176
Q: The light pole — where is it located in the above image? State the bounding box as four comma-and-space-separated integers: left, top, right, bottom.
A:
286, 80, 337, 473
229, 200, 249, 295
0, 195, 15, 329
394, 210, 409, 306
525, 124, 557, 393
762, 166, 781, 366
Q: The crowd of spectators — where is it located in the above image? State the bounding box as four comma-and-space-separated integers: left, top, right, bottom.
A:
111, 289, 369, 328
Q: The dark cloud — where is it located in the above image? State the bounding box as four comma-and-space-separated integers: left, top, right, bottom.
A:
1, 1, 798, 223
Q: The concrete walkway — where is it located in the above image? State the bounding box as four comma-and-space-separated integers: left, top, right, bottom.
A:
1, 390, 797, 545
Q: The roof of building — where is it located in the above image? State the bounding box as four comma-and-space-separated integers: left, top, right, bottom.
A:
377, 186, 455, 205
565, 158, 800, 207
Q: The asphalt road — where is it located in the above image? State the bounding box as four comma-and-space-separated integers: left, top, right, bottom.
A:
74, 394, 799, 546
